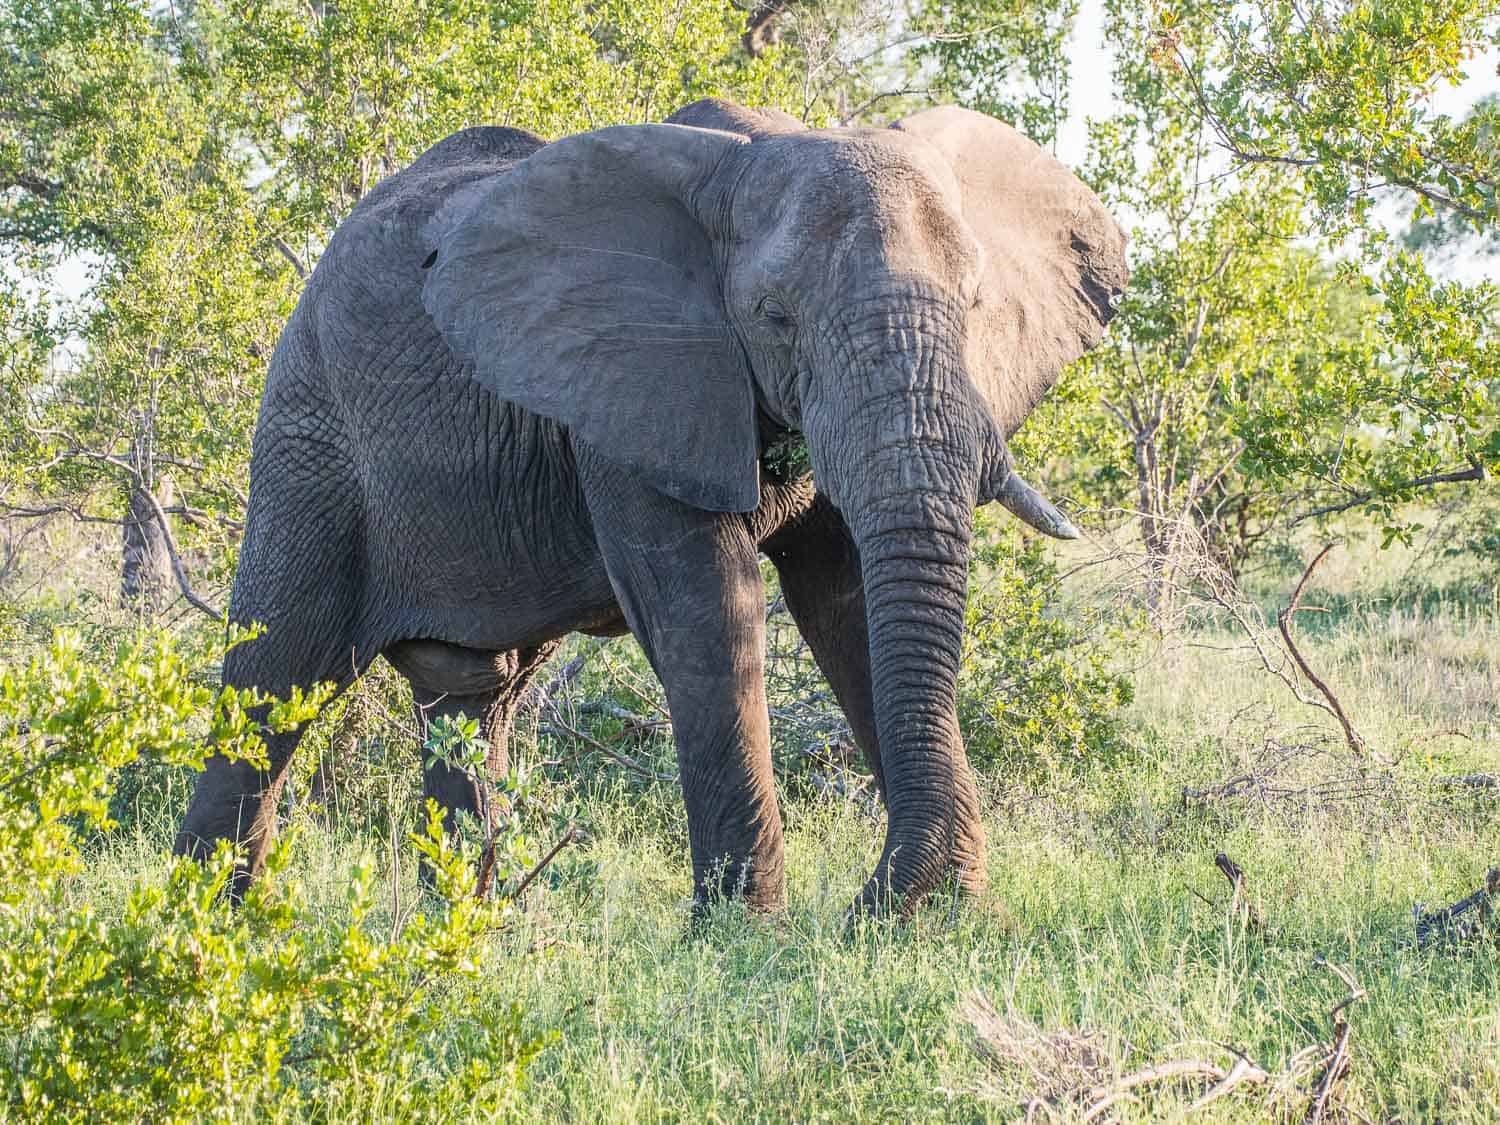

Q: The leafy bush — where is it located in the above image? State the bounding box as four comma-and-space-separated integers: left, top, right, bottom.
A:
959, 513, 1136, 776
0, 629, 548, 1120
287, 656, 425, 838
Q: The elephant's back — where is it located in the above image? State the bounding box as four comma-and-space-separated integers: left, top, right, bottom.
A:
301, 127, 545, 376
408, 126, 546, 171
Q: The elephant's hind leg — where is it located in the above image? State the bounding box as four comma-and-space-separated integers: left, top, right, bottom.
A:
173, 465, 366, 897
387, 638, 560, 833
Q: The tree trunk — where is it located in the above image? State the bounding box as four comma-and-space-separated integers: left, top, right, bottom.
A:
121, 476, 174, 613
742, 0, 791, 56
1135, 430, 1175, 631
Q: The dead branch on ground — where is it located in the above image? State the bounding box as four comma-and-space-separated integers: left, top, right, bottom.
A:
957, 991, 1112, 1108
963, 956, 1369, 1120
1082, 1056, 1272, 1121
1414, 866, 1499, 948
1436, 772, 1497, 792
1181, 733, 1498, 832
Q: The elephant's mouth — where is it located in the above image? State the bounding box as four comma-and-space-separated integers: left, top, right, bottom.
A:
760, 428, 813, 485
763, 420, 1078, 540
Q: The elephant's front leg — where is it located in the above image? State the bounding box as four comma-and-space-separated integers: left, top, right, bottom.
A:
764, 494, 985, 895
582, 463, 784, 910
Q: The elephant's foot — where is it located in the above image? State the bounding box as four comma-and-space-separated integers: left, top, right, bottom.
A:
848, 854, 985, 921
688, 845, 786, 926
175, 751, 289, 904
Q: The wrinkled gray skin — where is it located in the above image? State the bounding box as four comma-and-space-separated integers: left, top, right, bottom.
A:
174, 99, 1128, 916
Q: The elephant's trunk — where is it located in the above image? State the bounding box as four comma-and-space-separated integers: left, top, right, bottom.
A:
803, 289, 1080, 912
803, 297, 987, 912
852, 479, 985, 912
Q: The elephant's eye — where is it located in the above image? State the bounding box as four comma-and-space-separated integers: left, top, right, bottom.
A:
761, 296, 794, 327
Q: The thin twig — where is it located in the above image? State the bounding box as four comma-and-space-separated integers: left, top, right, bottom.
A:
1277, 545, 1365, 755
140, 486, 223, 620
509, 824, 579, 900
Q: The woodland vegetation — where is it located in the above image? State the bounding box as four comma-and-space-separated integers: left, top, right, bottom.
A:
1, 0, 1496, 1119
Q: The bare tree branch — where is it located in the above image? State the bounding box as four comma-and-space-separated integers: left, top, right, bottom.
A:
1292, 461, 1487, 524
1277, 545, 1365, 755
2, 502, 123, 526
841, 87, 929, 124
139, 486, 223, 620
269, 234, 308, 278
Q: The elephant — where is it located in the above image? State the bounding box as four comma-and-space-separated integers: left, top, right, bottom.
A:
172, 97, 1128, 916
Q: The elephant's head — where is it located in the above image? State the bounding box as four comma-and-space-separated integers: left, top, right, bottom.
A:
423, 99, 1127, 909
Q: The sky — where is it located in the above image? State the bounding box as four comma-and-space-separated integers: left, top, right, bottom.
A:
1056, 0, 1117, 167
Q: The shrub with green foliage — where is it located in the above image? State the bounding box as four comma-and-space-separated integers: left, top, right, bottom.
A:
0, 630, 548, 1120
959, 514, 1136, 776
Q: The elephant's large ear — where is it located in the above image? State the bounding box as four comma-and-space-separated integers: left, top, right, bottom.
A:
892, 107, 1129, 437
423, 124, 758, 512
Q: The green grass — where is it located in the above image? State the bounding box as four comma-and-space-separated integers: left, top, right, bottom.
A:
61, 531, 1500, 1121
87, 779, 1498, 1121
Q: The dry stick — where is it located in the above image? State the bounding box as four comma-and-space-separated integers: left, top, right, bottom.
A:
1307, 957, 1365, 1125
1277, 545, 1366, 755
509, 824, 579, 900
1187, 1054, 1274, 1113
1180, 538, 1354, 743
1083, 1058, 1268, 1122
1012, 958, 1365, 1120
1214, 851, 1263, 929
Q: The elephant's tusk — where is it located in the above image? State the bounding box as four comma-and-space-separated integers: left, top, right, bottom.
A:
994, 473, 1080, 540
